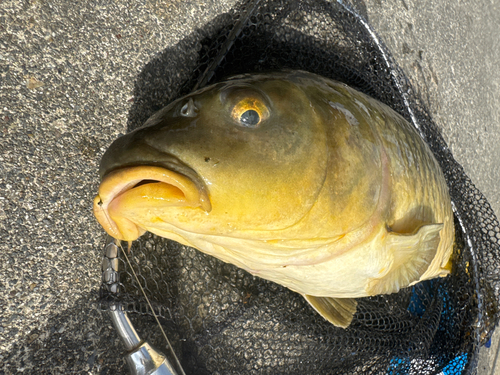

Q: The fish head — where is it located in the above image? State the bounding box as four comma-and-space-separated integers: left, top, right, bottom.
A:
94, 74, 329, 242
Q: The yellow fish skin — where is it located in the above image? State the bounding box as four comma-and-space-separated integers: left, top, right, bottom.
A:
93, 71, 454, 328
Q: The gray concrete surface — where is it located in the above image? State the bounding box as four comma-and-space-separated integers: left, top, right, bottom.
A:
0, 0, 499, 373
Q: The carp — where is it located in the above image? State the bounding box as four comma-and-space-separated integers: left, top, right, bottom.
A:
94, 71, 454, 328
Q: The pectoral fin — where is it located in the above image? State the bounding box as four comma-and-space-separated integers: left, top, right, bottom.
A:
367, 223, 443, 296
303, 295, 357, 328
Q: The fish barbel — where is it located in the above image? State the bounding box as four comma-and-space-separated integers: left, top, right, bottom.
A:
93, 71, 454, 328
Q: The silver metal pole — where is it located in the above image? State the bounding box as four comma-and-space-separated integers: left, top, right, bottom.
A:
103, 236, 182, 375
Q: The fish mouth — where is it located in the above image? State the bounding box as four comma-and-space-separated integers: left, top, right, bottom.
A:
93, 165, 211, 241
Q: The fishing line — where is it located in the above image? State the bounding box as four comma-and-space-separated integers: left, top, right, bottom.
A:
98, 202, 186, 375
118, 239, 187, 375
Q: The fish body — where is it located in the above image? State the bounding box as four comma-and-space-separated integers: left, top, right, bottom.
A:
94, 71, 454, 327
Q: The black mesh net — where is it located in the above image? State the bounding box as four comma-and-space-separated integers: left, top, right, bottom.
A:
99, 0, 500, 373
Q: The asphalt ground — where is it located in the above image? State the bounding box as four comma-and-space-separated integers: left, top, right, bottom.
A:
0, 0, 499, 374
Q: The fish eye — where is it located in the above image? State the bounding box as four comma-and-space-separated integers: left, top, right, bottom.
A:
240, 109, 260, 126
230, 98, 270, 128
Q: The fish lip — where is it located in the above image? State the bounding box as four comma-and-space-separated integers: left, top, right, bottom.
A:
94, 160, 211, 241
99, 140, 210, 203
102, 158, 207, 194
